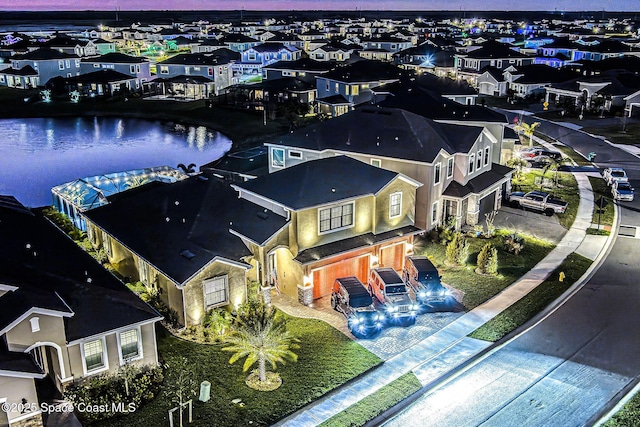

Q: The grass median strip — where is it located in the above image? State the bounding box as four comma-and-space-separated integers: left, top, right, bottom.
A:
468, 252, 592, 342
319, 372, 422, 427
603, 390, 640, 427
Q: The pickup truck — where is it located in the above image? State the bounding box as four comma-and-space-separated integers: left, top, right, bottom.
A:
507, 190, 568, 216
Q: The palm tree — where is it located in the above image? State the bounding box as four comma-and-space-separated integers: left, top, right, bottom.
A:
542, 156, 570, 194
223, 302, 299, 386
515, 121, 541, 146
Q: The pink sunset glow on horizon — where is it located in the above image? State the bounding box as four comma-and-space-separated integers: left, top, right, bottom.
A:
0, 0, 637, 11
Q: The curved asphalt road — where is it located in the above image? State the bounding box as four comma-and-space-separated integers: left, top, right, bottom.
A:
383, 114, 640, 427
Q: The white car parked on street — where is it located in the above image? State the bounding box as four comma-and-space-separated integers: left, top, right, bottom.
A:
602, 167, 629, 186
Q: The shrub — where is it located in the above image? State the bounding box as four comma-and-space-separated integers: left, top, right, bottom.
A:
446, 232, 469, 266
64, 365, 163, 424
202, 308, 233, 338
477, 243, 498, 275
504, 232, 525, 255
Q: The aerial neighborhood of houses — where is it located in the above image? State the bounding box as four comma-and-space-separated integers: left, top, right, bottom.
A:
1, 13, 639, 426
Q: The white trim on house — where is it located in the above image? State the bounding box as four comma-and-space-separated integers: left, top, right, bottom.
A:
116, 325, 144, 366
0, 369, 46, 379
228, 220, 290, 247
23, 341, 67, 379
389, 191, 402, 219
179, 256, 252, 290
0, 306, 74, 337
0, 283, 19, 292
317, 200, 356, 235
66, 317, 161, 346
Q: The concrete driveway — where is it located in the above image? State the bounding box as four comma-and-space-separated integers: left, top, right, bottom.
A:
493, 205, 567, 245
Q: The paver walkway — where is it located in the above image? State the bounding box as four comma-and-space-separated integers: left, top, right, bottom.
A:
274, 165, 608, 427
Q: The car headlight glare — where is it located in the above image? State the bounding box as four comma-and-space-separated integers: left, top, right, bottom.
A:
418, 291, 427, 298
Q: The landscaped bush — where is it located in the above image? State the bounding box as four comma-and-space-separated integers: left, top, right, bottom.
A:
476, 243, 498, 275
64, 365, 163, 424
504, 232, 525, 255
446, 232, 469, 266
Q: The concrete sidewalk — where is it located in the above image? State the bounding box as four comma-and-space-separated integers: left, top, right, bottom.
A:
274, 166, 612, 426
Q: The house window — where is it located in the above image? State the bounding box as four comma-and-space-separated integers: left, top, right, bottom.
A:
319, 202, 354, 233
370, 158, 381, 168
434, 162, 441, 184
352, 85, 359, 95
58, 60, 64, 70
102, 231, 112, 257
325, 81, 330, 91
94, 63, 100, 68
477, 150, 482, 169
208, 67, 213, 76
160, 66, 169, 74
83, 339, 105, 372
288, 150, 302, 159
65, 60, 70, 68
75, 59, 80, 67
271, 148, 285, 168
432, 201, 438, 224
447, 157, 454, 178
204, 275, 228, 307
389, 192, 402, 218
119, 329, 140, 361
469, 154, 475, 173
484, 147, 490, 166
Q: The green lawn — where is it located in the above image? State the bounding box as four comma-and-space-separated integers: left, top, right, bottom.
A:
588, 176, 615, 232
414, 230, 555, 310
603, 390, 640, 427
319, 373, 422, 427
98, 315, 381, 427
512, 168, 579, 230
469, 252, 591, 342
581, 122, 640, 146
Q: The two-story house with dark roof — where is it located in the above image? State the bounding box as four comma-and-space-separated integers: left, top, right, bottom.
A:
236, 42, 302, 80
80, 53, 151, 92
454, 40, 534, 87
265, 107, 512, 231
0, 196, 161, 427
231, 155, 422, 303
315, 59, 406, 117
1, 48, 80, 88
155, 53, 234, 98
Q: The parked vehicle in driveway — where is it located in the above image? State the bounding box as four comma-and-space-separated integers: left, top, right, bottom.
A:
331, 277, 385, 338
611, 181, 635, 202
402, 256, 449, 304
603, 167, 629, 186
519, 148, 562, 161
525, 155, 554, 169
368, 268, 418, 322
507, 190, 568, 216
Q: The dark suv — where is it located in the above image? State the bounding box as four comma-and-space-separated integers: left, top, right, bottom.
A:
402, 256, 449, 304
331, 277, 385, 338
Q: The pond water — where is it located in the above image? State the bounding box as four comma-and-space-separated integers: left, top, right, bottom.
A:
0, 117, 232, 207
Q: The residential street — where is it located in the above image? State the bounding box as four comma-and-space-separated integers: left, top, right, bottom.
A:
384, 116, 640, 426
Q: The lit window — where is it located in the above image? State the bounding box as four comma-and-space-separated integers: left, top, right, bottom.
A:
271, 148, 285, 168
389, 192, 402, 218
319, 202, 354, 233
484, 147, 490, 166
447, 157, 454, 178
119, 329, 140, 361
434, 162, 441, 184
84, 339, 105, 372
370, 158, 381, 168
204, 275, 228, 307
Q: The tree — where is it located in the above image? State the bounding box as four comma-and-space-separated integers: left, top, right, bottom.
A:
515, 120, 540, 146
542, 156, 570, 194
476, 243, 498, 275
177, 163, 196, 174
223, 302, 299, 389
164, 357, 197, 427
446, 232, 469, 266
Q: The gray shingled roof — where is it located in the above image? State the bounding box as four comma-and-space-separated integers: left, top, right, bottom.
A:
272, 107, 484, 162
235, 156, 410, 210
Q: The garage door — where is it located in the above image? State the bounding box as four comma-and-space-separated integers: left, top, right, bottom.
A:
380, 242, 405, 272
479, 191, 497, 217
312, 255, 369, 299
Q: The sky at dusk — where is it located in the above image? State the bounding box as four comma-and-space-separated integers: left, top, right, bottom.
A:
1, 0, 639, 12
